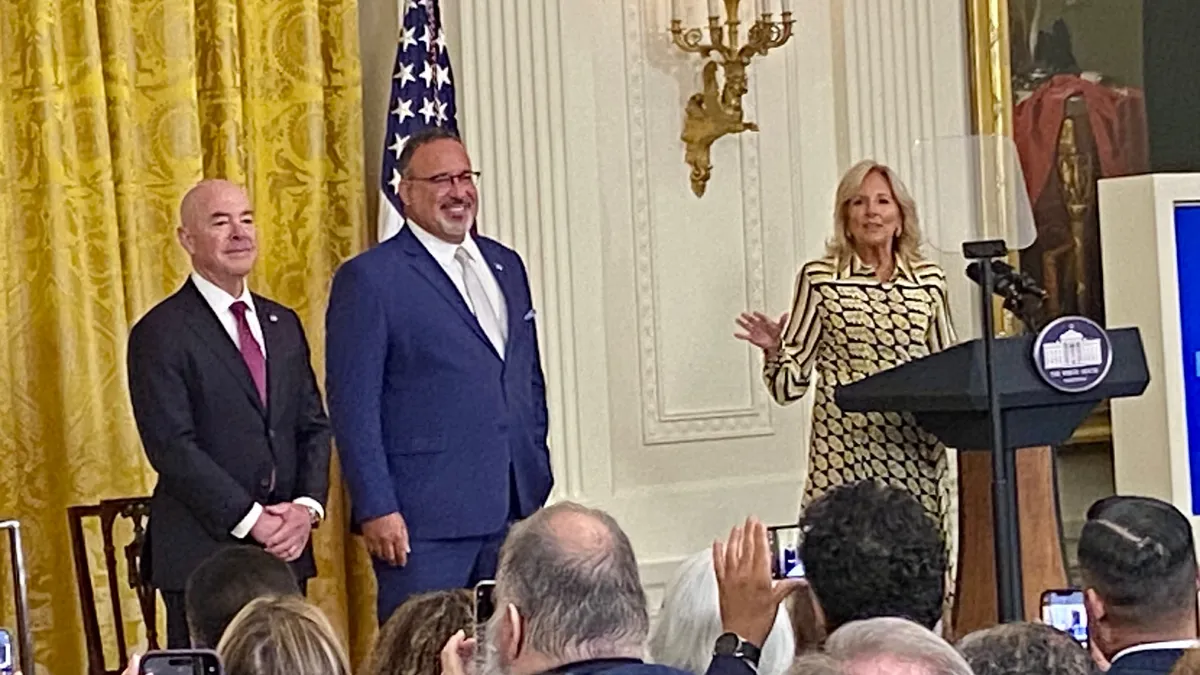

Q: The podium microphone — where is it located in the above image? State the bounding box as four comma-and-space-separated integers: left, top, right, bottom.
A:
966, 260, 1047, 299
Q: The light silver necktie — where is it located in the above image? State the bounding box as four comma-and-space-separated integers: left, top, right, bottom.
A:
455, 247, 507, 356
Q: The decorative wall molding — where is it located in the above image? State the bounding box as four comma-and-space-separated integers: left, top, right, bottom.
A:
839, 0, 970, 220
440, 0, 974, 519
457, 1, 586, 497
640, 557, 685, 621
623, 0, 774, 446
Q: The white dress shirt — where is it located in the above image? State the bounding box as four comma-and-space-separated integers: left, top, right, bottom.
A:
406, 221, 508, 329
189, 272, 325, 539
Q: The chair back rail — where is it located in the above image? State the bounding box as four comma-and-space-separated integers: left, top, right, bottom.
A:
68, 497, 157, 675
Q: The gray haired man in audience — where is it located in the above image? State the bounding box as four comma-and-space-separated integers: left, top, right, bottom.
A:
440, 503, 800, 675
790, 617, 973, 675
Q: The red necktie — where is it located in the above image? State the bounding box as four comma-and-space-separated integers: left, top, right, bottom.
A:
230, 301, 267, 405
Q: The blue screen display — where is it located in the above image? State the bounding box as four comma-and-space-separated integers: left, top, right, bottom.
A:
1173, 203, 1200, 515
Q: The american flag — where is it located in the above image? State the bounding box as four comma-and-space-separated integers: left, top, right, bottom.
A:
378, 0, 459, 242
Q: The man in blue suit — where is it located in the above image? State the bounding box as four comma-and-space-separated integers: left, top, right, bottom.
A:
325, 127, 553, 622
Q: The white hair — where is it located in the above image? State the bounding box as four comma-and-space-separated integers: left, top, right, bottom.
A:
812, 617, 973, 675
648, 550, 795, 675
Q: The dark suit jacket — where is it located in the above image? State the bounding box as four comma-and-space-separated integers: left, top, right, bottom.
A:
1107, 647, 1186, 675
325, 226, 552, 539
127, 278, 331, 591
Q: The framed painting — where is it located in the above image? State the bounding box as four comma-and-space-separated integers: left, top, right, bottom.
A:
966, 0, 1150, 445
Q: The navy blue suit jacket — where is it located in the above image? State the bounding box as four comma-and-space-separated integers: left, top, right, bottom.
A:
1107, 648, 1186, 675
325, 226, 552, 539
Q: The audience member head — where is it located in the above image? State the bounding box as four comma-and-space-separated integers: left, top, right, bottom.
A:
1077, 495, 1199, 660
956, 621, 1094, 675
817, 617, 973, 675
649, 549, 795, 675
789, 652, 846, 675
481, 501, 649, 675
185, 545, 301, 648
364, 589, 473, 675
799, 480, 946, 632
216, 595, 349, 675
396, 127, 477, 244
178, 179, 257, 294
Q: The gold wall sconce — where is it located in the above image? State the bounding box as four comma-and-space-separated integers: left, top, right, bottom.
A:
670, 0, 794, 197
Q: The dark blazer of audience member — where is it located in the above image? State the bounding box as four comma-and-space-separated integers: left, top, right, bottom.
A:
1078, 496, 1199, 675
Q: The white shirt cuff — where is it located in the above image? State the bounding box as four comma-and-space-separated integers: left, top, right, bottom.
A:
231, 502, 263, 539
293, 497, 325, 521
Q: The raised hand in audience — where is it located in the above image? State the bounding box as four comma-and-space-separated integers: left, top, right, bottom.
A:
713, 517, 805, 648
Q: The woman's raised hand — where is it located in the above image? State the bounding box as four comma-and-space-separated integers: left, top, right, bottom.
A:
735, 311, 788, 355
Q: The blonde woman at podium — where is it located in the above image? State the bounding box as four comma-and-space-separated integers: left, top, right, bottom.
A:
735, 159, 957, 554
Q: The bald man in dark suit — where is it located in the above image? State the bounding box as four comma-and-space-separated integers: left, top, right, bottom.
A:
127, 180, 331, 647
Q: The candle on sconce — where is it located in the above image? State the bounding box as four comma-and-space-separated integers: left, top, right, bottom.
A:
671, 0, 681, 22
781, 0, 791, 12
708, 0, 720, 18
756, 0, 765, 15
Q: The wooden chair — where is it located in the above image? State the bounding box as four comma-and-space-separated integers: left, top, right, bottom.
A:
68, 497, 158, 675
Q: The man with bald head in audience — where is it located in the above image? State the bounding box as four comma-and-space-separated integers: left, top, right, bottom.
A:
127, 179, 332, 647
439, 502, 799, 675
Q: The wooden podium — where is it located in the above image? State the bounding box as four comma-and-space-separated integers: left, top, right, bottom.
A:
836, 329, 1150, 635
954, 446, 1065, 637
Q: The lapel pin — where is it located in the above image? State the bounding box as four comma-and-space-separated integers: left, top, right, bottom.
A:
494, 262, 504, 271
268, 314, 278, 323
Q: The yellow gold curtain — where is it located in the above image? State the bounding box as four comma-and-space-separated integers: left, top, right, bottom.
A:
0, 0, 376, 671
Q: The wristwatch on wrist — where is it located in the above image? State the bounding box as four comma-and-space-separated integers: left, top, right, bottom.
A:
303, 505, 321, 528
713, 632, 762, 667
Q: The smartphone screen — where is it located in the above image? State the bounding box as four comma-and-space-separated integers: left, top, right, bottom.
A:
474, 580, 496, 626
139, 650, 223, 675
768, 525, 806, 580
1041, 589, 1087, 646
0, 629, 13, 675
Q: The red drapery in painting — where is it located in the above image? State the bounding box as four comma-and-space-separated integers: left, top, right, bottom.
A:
1014, 74, 1149, 203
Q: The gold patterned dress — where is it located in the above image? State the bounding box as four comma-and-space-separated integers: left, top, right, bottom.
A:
765, 253, 956, 539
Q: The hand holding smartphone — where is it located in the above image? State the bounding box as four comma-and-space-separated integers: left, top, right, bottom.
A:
474, 580, 496, 627
767, 525, 806, 580
0, 629, 13, 675
1040, 588, 1088, 647
138, 650, 223, 675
